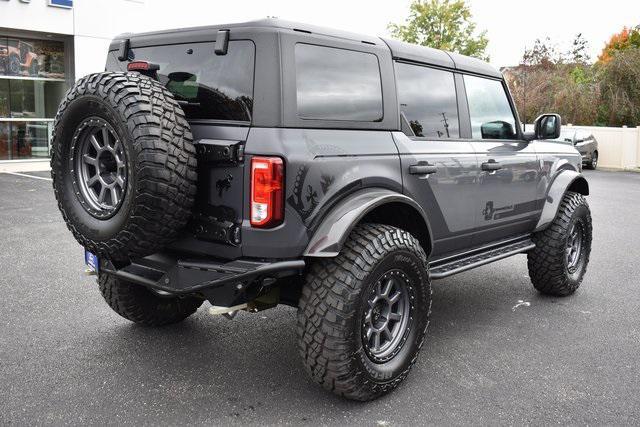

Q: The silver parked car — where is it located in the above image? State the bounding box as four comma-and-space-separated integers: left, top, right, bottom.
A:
557, 129, 599, 169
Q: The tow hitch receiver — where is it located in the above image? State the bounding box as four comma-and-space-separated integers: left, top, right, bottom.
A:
209, 303, 248, 319
208, 287, 280, 319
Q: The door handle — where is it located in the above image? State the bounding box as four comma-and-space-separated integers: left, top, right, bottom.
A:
409, 163, 437, 175
481, 160, 502, 171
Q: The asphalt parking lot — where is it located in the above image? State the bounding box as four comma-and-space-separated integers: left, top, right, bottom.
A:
0, 169, 639, 425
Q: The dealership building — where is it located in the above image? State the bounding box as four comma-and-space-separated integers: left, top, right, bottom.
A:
0, 0, 219, 164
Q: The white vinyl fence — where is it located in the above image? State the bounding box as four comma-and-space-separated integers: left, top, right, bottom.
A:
564, 125, 640, 170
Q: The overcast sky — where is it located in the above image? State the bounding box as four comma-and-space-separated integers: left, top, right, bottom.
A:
156, 0, 640, 67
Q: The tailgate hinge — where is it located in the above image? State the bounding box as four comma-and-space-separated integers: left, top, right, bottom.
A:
196, 139, 244, 164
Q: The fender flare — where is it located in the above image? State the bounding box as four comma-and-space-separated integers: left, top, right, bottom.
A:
303, 188, 433, 257
535, 170, 589, 231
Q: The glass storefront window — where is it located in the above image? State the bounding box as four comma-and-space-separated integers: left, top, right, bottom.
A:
0, 34, 68, 160
9, 79, 67, 118
0, 122, 9, 159
0, 36, 65, 78
0, 79, 8, 117
12, 121, 51, 159
0, 121, 52, 160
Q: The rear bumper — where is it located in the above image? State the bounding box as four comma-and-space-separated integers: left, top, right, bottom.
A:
101, 252, 305, 307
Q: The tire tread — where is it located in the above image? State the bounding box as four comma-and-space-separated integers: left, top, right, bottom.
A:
297, 223, 432, 401
51, 72, 196, 260
528, 191, 592, 296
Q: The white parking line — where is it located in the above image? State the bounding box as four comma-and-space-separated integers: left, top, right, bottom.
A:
1, 171, 53, 182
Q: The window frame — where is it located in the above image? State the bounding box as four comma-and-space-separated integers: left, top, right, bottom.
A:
391, 60, 524, 143
121, 39, 257, 125
294, 42, 384, 123
280, 31, 398, 131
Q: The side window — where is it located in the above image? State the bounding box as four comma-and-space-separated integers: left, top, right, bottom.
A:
295, 44, 383, 121
464, 75, 517, 140
395, 62, 459, 138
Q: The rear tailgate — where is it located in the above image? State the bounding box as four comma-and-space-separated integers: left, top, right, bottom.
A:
106, 38, 256, 250
192, 126, 247, 246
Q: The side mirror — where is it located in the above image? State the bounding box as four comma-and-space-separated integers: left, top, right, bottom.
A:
534, 113, 561, 140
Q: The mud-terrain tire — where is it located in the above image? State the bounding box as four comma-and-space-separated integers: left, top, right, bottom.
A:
99, 274, 203, 326
297, 224, 432, 401
51, 72, 197, 261
528, 191, 592, 296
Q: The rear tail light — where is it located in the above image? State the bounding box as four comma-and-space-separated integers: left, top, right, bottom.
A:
250, 156, 284, 228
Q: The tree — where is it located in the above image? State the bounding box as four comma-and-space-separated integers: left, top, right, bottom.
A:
505, 34, 599, 127
388, 0, 489, 60
506, 63, 599, 127
522, 37, 563, 67
598, 26, 640, 63
598, 48, 640, 126
505, 26, 640, 128
569, 33, 590, 64
523, 34, 589, 66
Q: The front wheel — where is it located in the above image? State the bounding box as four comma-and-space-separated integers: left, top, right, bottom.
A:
297, 224, 432, 401
528, 191, 592, 296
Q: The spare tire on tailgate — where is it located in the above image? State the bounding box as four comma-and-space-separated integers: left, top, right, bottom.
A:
51, 71, 197, 261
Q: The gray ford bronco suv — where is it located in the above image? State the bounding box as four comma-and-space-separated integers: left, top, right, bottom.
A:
51, 19, 592, 401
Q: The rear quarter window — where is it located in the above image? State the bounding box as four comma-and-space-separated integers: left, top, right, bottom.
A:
294, 43, 383, 122
122, 40, 255, 122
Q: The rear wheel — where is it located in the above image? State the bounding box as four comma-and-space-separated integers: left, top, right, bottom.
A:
297, 224, 432, 401
527, 191, 592, 296
99, 274, 203, 326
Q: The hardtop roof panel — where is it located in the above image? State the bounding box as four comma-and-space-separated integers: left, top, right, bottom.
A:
110, 18, 382, 50
381, 37, 455, 69
109, 18, 502, 79
381, 37, 501, 78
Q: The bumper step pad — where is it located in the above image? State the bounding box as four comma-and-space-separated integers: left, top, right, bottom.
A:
101, 253, 305, 307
